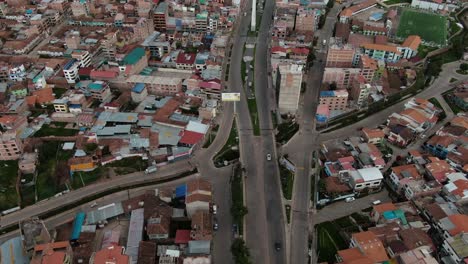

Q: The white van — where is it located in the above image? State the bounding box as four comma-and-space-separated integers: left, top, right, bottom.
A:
345, 197, 355, 203
372, 200, 382, 205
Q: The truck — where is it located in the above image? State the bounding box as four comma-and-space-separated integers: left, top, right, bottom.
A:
145, 165, 157, 174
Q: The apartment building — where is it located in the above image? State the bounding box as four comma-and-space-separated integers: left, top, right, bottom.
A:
278, 64, 303, 114
319, 90, 349, 111
153, 2, 168, 31
87, 81, 112, 102
0, 131, 22, 160
295, 7, 320, 32
359, 55, 378, 82
127, 75, 183, 95
326, 38, 356, 68
362, 43, 402, 63
351, 75, 371, 108
322, 67, 360, 89
63, 59, 81, 84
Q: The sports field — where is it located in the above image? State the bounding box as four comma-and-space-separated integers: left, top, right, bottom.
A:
396, 8, 447, 46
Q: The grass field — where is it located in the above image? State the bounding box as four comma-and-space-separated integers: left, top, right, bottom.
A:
0, 161, 19, 211
316, 222, 348, 263
397, 8, 447, 46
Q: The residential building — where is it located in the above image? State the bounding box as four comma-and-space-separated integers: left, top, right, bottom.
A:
442, 233, 468, 264
19, 152, 38, 174
349, 231, 389, 263
131, 83, 148, 103
31, 241, 72, 264
185, 178, 212, 218
0, 131, 22, 160
120, 47, 148, 76
322, 67, 360, 89
127, 75, 183, 95
443, 178, 468, 204
91, 246, 130, 264
362, 43, 402, 62
153, 2, 168, 32
63, 59, 81, 84
68, 156, 96, 172
87, 81, 112, 102
403, 179, 441, 200
326, 38, 356, 68
346, 167, 383, 191
176, 52, 196, 70
351, 75, 371, 108
424, 135, 456, 159
53, 98, 69, 112
387, 125, 414, 147
319, 90, 349, 111
425, 159, 455, 183
361, 128, 385, 144
295, 7, 320, 32
398, 246, 438, 264
400, 35, 422, 59
190, 210, 212, 241
359, 55, 378, 82
278, 64, 303, 114
389, 164, 422, 191
71, 50, 91, 68
141, 32, 171, 59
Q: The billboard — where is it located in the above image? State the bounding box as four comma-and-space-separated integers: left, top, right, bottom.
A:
221, 93, 241, 102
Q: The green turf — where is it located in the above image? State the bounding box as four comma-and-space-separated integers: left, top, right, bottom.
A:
397, 8, 447, 46
0, 161, 19, 211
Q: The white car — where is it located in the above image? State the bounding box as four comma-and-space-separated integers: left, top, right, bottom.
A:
345, 197, 355, 203
266, 154, 272, 161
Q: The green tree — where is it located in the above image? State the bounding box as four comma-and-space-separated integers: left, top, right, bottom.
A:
231, 203, 248, 224
460, 63, 468, 72
84, 143, 98, 153
231, 238, 252, 264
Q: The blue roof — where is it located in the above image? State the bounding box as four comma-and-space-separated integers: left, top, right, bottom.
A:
0, 237, 29, 264
175, 184, 187, 198
320, 91, 335, 97
88, 82, 103, 90
132, 83, 145, 93
370, 12, 384, 20
64, 59, 78, 70
122, 47, 146, 65
26, 9, 33, 14
71, 212, 86, 240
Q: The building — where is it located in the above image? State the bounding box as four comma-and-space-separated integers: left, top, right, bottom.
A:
319, 90, 349, 111
126, 209, 144, 264
91, 246, 130, 264
278, 64, 303, 114
362, 43, 402, 63
185, 178, 212, 218
153, 2, 168, 32
19, 152, 38, 174
87, 81, 112, 102
389, 164, 422, 191
31, 241, 72, 264
326, 38, 356, 68
68, 156, 96, 172
442, 233, 468, 264
349, 231, 389, 263
53, 98, 69, 112
411, 0, 445, 11
339, 0, 378, 23
127, 75, 183, 95
361, 128, 385, 144
120, 47, 148, 76
400, 35, 422, 59
322, 67, 361, 89
295, 7, 320, 32
63, 59, 81, 84
0, 131, 22, 160
346, 167, 384, 191
351, 75, 371, 108
131, 83, 148, 103
176, 52, 196, 70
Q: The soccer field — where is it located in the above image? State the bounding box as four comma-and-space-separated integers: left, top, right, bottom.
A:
397, 8, 447, 46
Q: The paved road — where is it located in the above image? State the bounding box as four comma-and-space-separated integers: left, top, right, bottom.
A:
287, 3, 342, 264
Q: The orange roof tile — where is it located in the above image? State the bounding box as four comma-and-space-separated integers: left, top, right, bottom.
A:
362, 43, 401, 54
447, 214, 468, 236
402, 35, 422, 51
362, 127, 385, 139
32, 87, 55, 105
373, 202, 397, 213
94, 246, 129, 264
450, 179, 468, 198
352, 231, 389, 263
400, 108, 428, 124
392, 164, 422, 180
451, 116, 468, 130
338, 248, 374, 264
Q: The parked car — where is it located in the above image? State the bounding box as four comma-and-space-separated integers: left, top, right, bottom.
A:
274, 242, 281, 251
212, 204, 218, 215
372, 200, 382, 205
345, 197, 355, 203
213, 218, 219, 231
267, 154, 272, 161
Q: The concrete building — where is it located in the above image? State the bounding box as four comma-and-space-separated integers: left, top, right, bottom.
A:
351, 75, 371, 108
153, 2, 168, 31
295, 7, 320, 32
347, 167, 384, 191
63, 59, 81, 84
87, 81, 112, 102
127, 75, 183, 95
319, 90, 349, 111
399, 35, 422, 59
326, 38, 356, 68
0, 131, 22, 160
322, 67, 360, 89
362, 43, 402, 62
278, 64, 303, 114
411, 0, 445, 11
131, 83, 148, 102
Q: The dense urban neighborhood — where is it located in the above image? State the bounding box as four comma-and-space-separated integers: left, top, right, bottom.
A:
0, 0, 466, 262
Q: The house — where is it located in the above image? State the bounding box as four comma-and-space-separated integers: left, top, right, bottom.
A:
87, 81, 112, 102
398, 228, 434, 252
176, 52, 196, 70
185, 178, 212, 217
346, 167, 383, 191
131, 83, 148, 103
91, 246, 130, 264
443, 178, 468, 204
349, 231, 389, 263
336, 247, 374, 264
19, 152, 38, 174
31, 241, 73, 264
447, 146, 468, 171
398, 246, 438, 264
424, 135, 457, 159
442, 233, 468, 264
371, 202, 397, 223
146, 213, 170, 241
389, 164, 422, 191
361, 127, 385, 144
387, 125, 414, 147
53, 98, 69, 113
68, 156, 96, 172
425, 159, 455, 183
190, 210, 212, 241
403, 180, 441, 200
438, 214, 468, 240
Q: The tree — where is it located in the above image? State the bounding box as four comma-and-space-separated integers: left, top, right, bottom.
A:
327, 0, 335, 8
231, 238, 252, 264
84, 143, 98, 153
231, 203, 248, 223
460, 63, 468, 72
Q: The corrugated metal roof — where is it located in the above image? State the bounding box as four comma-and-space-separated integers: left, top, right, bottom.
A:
126, 208, 144, 264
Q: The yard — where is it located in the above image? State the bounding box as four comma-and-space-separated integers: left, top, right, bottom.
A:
36, 141, 74, 200
0, 160, 19, 211
279, 164, 294, 200
33, 122, 79, 137
71, 167, 107, 189
104, 157, 147, 175
316, 221, 348, 263
397, 8, 447, 46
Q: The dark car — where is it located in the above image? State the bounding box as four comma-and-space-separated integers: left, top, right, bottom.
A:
213, 218, 219, 231
274, 242, 281, 251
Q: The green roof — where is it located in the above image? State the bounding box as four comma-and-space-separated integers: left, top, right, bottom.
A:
122, 47, 146, 65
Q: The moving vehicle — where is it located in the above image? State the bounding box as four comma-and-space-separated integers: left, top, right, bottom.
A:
212, 204, 218, 215
145, 165, 157, 174
274, 242, 281, 251
266, 154, 272, 161
345, 197, 355, 203
213, 218, 219, 231
372, 200, 382, 205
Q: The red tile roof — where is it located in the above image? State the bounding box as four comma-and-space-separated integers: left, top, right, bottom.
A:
352, 231, 389, 263
179, 130, 204, 145
93, 246, 129, 264
176, 52, 196, 65
402, 35, 422, 51
175, 229, 191, 244
447, 214, 468, 236
373, 202, 397, 214
90, 70, 119, 79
